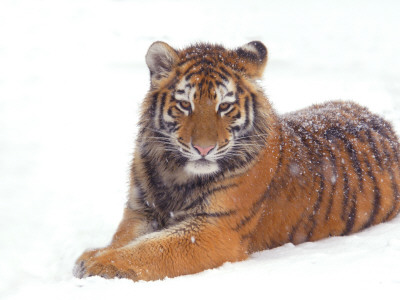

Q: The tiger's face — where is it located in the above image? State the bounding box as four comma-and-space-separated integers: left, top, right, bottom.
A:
169, 75, 249, 175
140, 41, 272, 177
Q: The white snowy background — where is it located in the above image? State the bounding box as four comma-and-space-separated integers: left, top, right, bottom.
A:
1, 0, 400, 299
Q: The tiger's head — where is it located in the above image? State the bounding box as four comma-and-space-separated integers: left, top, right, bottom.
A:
139, 41, 275, 178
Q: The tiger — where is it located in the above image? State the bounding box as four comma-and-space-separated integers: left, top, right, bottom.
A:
73, 41, 400, 281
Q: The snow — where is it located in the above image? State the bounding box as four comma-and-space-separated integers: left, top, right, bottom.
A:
1, 0, 400, 299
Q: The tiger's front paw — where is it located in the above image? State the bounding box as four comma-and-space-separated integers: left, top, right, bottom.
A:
73, 249, 138, 280
73, 248, 102, 278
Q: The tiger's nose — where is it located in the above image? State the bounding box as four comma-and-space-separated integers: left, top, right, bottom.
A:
193, 144, 215, 156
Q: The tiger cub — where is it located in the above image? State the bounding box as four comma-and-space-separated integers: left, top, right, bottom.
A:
74, 41, 400, 281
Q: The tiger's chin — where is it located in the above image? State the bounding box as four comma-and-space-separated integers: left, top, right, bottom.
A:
184, 160, 220, 176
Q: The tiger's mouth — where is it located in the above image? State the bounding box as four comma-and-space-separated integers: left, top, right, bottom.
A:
173, 137, 233, 176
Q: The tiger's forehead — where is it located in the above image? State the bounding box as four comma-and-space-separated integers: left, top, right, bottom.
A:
172, 51, 240, 109
174, 75, 236, 105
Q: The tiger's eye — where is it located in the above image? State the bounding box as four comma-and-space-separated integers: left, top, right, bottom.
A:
219, 102, 231, 112
180, 101, 191, 110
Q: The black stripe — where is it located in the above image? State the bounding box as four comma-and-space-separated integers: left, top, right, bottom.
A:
197, 58, 215, 66
340, 167, 350, 222
208, 80, 215, 90
306, 173, 325, 241
185, 68, 204, 80
219, 66, 231, 76
365, 129, 382, 170
236, 48, 258, 61
226, 109, 240, 119
242, 96, 250, 130
225, 91, 234, 97
202, 183, 239, 199
213, 70, 228, 82
215, 80, 227, 89
177, 139, 190, 150
235, 96, 250, 130
158, 93, 167, 129
380, 139, 400, 221
286, 121, 324, 172
183, 183, 239, 211
192, 210, 237, 219
323, 126, 363, 191
184, 64, 231, 83
379, 137, 394, 168
391, 144, 400, 164
286, 121, 323, 150
341, 191, 357, 235
361, 155, 381, 229
141, 158, 165, 205
231, 125, 241, 132
167, 107, 175, 118
369, 116, 392, 140
233, 196, 264, 231
288, 218, 303, 244
217, 142, 229, 151
149, 92, 159, 120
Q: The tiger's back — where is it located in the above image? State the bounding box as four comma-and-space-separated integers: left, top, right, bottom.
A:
247, 101, 400, 252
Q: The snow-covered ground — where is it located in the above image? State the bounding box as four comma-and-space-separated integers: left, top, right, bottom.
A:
1, 0, 400, 299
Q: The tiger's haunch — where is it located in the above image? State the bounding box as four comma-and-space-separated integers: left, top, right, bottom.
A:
74, 41, 400, 281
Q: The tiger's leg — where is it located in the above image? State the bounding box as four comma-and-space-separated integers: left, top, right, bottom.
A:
74, 218, 247, 281
74, 207, 150, 275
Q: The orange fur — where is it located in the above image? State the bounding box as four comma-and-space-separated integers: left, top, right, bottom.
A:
74, 41, 400, 281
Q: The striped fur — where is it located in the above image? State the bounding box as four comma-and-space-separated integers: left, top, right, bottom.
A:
74, 41, 400, 281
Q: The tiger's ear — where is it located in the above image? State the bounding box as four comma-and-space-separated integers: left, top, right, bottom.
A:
146, 41, 179, 86
236, 41, 268, 78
